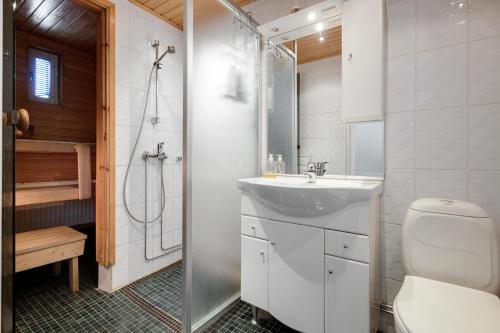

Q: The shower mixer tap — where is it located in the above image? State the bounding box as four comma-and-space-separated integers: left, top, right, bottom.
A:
143, 142, 168, 160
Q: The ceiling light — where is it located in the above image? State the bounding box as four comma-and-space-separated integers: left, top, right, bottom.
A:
315, 23, 324, 32
307, 13, 317, 21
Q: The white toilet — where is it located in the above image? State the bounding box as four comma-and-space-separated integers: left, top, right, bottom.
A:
394, 198, 500, 333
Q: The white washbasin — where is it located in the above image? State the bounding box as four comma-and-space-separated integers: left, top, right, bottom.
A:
238, 176, 382, 229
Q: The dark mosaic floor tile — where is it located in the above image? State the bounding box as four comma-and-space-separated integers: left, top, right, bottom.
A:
17, 259, 303, 333
123, 261, 183, 321
203, 301, 299, 333
15, 261, 181, 333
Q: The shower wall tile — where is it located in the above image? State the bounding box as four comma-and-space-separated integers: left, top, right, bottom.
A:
112, 244, 130, 289
116, 45, 130, 86
116, 85, 131, 126
115, 205, 131, 247
469, 0, 500, 40
104, 0, 184, 291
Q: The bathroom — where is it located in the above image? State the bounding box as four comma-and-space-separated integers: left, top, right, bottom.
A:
0, 0, 499, 332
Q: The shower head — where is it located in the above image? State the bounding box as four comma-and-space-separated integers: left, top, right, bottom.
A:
154, 46, 176, 66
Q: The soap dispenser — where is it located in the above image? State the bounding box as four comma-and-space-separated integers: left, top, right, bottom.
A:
264, 154, 276, 178
276, 154, 286, 174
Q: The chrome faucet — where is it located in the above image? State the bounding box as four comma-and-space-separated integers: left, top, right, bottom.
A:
143, 142, 168, 160
303, 170, 317, 184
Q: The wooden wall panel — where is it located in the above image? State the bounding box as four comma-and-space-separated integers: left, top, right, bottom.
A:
16, 30, 97, 143
16, 153, 96, 184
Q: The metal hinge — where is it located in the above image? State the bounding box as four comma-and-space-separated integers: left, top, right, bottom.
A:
8, 110, 18, 126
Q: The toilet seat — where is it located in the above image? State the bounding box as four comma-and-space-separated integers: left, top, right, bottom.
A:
394, 276, 500, 333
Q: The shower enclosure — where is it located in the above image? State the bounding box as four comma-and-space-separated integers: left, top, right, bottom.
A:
184, 0, 260, 330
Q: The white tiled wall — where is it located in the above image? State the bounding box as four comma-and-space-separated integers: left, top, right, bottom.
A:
383, 0, 500, 313
298, 56, 345, 174
99, 0, 183, 291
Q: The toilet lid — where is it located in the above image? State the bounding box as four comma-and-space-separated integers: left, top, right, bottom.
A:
395, 276, 500, 333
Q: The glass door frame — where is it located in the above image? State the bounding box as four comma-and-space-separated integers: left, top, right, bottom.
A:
2, 0, 16, 331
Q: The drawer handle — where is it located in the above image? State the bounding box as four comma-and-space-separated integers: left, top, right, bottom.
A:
343, 243, 349, 249
328, 269, 334, 274
251, 225, 256, 230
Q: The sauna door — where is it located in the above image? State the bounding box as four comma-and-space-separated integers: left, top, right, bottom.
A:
2, 0, 16, 331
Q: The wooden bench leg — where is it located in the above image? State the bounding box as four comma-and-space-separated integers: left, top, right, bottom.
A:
69, 257, 79, 293
52, 262, 61, 276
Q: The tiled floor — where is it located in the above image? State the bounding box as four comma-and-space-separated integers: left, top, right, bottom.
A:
202, 302, 298, 333
15, 261, 182, 333
16, 259, 296, 333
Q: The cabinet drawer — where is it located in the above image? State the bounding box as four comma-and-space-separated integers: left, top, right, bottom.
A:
325, 230, 369, 263
241, 215, 268, 240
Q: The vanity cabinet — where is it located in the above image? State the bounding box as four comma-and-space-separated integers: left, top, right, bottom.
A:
241, 216, 377, 333
239, 177, 382, 333
325, 255, 369, 333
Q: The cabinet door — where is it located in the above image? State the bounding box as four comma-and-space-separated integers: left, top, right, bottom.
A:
241, 235, 269, 311
325, 255, 369, 333
268, 221, 324, 333
342, 0, 384, 122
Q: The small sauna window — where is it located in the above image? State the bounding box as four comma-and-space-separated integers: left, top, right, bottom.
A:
27, 48, 59, 104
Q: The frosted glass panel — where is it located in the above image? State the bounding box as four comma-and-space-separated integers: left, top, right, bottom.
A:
191, 0, 258, 328
267, 47, 297, 174
349, 121, 384, 177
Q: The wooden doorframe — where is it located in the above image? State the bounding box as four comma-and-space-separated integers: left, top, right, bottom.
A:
76, 0, 116, 267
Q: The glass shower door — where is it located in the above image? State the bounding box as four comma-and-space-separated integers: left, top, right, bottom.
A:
2, 0, 16, 331
186, 0, 259, 330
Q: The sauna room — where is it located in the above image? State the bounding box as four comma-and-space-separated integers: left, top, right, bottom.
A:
14, 0, 99, 296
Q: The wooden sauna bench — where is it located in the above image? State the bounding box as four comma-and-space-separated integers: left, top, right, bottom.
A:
15, 226, 87, 292
15, 139, 94, 206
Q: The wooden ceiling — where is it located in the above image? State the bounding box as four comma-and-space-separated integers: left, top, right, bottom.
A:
128, 0, 256, 30
286, 26, 342, 65
15, 0, 98, 53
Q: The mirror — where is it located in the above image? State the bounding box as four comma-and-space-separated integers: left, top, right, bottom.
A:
261, 0, 384, 177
